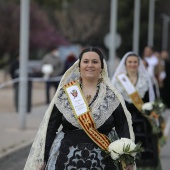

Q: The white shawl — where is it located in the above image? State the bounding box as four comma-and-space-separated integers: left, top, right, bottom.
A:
24, 59, 135, 170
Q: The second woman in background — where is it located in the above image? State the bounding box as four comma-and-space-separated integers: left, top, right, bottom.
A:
111, 52, 162, 170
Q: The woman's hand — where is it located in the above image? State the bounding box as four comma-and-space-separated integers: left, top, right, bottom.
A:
125, 164, 133, 170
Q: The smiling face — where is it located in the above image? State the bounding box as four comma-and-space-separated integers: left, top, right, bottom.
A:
80, 51, 102, 81
125, 55, 139, 73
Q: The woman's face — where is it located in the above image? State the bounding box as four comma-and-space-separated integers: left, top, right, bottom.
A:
125, 56, 139, 73
80, 51, 102, 80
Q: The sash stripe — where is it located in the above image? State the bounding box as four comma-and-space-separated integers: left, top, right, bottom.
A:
130, 92, 143, 111
85, 113, 109, 145
64, 80, 76, 87
86, 112, 95, 129
77, 116, 106, 149
79, 113, 110, 150
64, 81, 110, 151
78, 113, 109, 150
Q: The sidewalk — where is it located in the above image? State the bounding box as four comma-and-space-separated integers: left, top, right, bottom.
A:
0, 71, 56, 160
0, 105, 48, 159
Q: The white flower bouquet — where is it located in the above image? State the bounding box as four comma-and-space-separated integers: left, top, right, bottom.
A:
142, 99, 166, 115
141, 102, 153, 113
141, 99, 166, 134
108, 138, 143, 170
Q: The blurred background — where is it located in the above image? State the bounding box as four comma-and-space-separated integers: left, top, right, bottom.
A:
0, 0, 170, 67
0, 0, 170, 169
1, 0, 170, 111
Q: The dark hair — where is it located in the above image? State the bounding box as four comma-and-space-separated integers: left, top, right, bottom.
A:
78, 47, 104, 69
125, 53, 140, 65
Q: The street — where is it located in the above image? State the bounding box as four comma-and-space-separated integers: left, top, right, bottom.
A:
0, 145, 30, 170
0, 127, 170, 170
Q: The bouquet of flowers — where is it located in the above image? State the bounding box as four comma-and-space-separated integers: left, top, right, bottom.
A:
142, 99, 166, 115
141, 99, 166, 134
108, 138, 143, 170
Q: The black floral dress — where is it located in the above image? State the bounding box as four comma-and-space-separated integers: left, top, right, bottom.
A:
44, 99, 130, 170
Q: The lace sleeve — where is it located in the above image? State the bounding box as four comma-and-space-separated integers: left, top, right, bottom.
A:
44, 105, 62, 162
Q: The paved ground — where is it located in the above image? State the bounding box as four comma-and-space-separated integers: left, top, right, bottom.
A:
0, 74, 49, 170
0, 144, 31, 170
0, 71, 51, 160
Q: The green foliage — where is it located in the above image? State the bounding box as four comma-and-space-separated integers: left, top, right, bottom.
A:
152, 98, 166, 114
112, 142, 144, 170
142, 99, 166, 134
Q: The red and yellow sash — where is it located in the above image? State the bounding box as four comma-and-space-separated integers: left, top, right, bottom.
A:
130, 92, 144, 111
117, 73, 143, 111
64, 81, 110, 151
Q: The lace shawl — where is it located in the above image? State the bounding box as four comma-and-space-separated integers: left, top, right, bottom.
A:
114, 73, 149, 103
24, 60, 135, 170
55, 82, 120, 129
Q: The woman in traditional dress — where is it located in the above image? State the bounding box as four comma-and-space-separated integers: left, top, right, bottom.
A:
111, 52, 162, 170
24, 47, 134, 170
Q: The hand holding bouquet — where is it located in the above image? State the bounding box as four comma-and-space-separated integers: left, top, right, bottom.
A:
108, 138, 143, 170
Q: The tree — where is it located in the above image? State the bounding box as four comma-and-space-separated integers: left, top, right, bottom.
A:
1, 0, 170, 66
0, 1, 68, 67
54, 0, 110, 46
29, 3, 69, 52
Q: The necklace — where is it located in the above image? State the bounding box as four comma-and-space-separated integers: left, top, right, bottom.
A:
79, 80, 100, 106
86, 95, 92, 104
